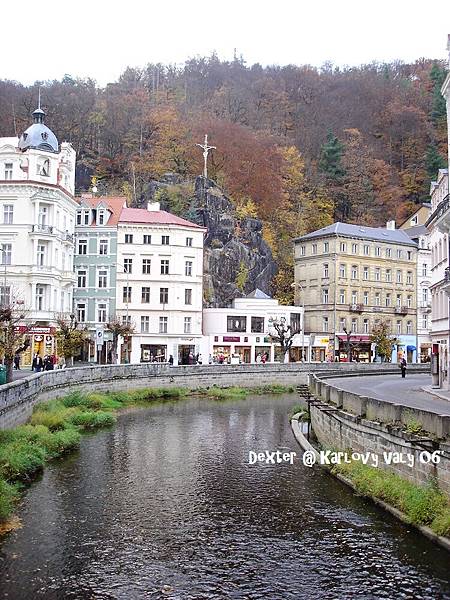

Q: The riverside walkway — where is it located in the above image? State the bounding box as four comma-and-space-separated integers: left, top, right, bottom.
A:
324, 373, 450, 415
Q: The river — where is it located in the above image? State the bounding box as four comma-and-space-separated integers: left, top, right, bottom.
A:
0, 393, 449, 599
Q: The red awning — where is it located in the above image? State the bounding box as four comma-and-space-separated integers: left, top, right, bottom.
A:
337, 335, 371, 342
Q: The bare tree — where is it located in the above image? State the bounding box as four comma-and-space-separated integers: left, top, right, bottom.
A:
105, 315, 135, 364
0, 297, 31, 383
268, 316, 300, 363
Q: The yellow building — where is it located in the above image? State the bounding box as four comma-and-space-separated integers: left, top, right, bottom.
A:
294, 222, 418, 362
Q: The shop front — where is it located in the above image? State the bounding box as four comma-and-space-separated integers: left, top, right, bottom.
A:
140, 344, 167, 363
311, 336, 329, 362
178, 344, 195, 365
255, 346, 271, 362
234, 346, 251, 363
213, 345, 231, 363
337, 335, 371, 362
419, 343, 431, 363
18, 326, 57, 368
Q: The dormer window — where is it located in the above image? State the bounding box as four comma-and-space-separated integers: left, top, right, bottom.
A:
4, 163, 13, 180
98, 210, 105, 225
83, 210, 90, 225
76, 211, 82, 225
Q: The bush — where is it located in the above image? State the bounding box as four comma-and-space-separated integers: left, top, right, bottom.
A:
0, 442, 47, 481
0, 478, 19, 521
61, 391, 90, 408
69, 411, 116, 430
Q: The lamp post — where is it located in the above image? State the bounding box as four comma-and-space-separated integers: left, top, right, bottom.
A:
343, 326, 352, 362
113, 261, 130, 363
291, 282, 307, 362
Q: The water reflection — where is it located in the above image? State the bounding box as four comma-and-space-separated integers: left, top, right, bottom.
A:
0, 394, 449, 599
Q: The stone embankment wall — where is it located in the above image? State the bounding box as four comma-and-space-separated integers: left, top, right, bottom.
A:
309, 373, 450, 496
0, 362, 427, 430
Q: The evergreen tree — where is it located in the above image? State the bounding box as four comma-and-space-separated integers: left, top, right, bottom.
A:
318, 132, 346, 180
425, 144, 446, 179
429, 62, 447, 125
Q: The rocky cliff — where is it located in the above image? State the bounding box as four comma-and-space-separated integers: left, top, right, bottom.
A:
149, 175, 277, 307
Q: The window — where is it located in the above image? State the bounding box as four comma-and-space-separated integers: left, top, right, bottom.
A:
36, 285, 45, 311
291, 313, 302, 331
157, 259, 169, 275
77, 270, 86, 288
98, 211, 105, 225
363, 319, 369, 334
123, 286, 132, 303
339, 290, 345, 304
98, 270, 108, 288
300, 245, 306, 256
141, 316, 150, 333
160, 287, 168, 304
159, 316, 168, 333
406, 250, 412, 260
351, 265, 358, 280
406, 321, 412, 335
322, 289, 329, 303
38, 206, 48, 227
323, 317, 329, 332
422, 288, 428, 303
250, 316, 264, 333
363, 244, 370, 256
351, 291, 357, 304
385, 293, 391, 307
162, 235, 170, 245
407, 295, 412, 308
386, 248, 392, 258
76, 211, 82, 225
3, 205, 13, 224
375, 293, 380, 306
227, 316, 247, 332
142, 259, 151, 274
363, 291, 369, 306
385, 269, 392, 282
339, 264, 346, 278
76, 303, 86, 323
97, 303, 107, 323
323, 263, 329, 278
339, 317, 346, 331
37, 244, 45, 267
184, 317, 192, 334
124, 258, 133, 274
410, 216, 418, 226
324, 242, 329, 253
186, 237, 193, 247
83, 210, 89, 225
312, 243, 317, 254
142, 287, 150, 303
397, 249, 402, 259
78, 239, 87, 255
422, 264, 427, 277
99, 239, 108, 255
340, 242, 346, 252
422, 314, 428, 329
122, 315, 131, 326
351, 318, 357, 333
363, 266, 369, 281
396, 294, 402, 307
185, 288, 192, 305
406, 271, 413, 284
125, 234, 133, 244
396, 320, 402, 335
4, 163, 13, 180
351, 243, 358, 254
185, 261, 193, 276
143, 235, 152, 244
375, 267, 380, 282
375, 246, 381, 257
0, 286, 11, 307
396, 270, 402, 284
0, 243, 11, 265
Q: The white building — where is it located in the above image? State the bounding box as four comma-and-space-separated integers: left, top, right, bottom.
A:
202, 289, 306, 363
116, 202, 205, 364
0, 103, 77, 367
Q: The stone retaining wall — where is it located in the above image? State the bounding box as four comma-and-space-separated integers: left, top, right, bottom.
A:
0, 362, 427, 430
310, 373, 450, 496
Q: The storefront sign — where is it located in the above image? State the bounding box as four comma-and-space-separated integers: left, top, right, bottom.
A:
15, 326, 56, 335
223, 336, 240, 342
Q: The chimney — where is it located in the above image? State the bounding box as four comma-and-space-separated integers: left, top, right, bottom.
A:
386, 220, 396, 230
147, 201, 160, 211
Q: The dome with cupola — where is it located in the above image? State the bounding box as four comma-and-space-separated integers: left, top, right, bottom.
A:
18, 96, 59, 154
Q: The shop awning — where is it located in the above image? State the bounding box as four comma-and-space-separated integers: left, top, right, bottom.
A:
337, 335, 371, 342
407, 345, 417, 351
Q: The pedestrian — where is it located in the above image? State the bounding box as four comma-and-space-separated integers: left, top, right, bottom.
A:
188, 352, 194, 365
168, 355, 174, 366
256, 353, 261, 364
35, 355, 43, 372
400, 357, 407, 378
58, 356, 66, 370
14, 352, 20, 370
261, 353, 266, 364
197, 353, 203, 365
31, 352, 38, 372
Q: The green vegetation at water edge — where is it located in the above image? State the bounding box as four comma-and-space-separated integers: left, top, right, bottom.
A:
332, 461, 450, 537
0, 383, 294, 524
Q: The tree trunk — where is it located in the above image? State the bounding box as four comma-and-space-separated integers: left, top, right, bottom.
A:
5, 357, 13, 384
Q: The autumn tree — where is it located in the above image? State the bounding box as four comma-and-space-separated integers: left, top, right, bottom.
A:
105, 316, 135, 364
370, 320, 399, 363
0, 298, 31, 383
56, 314, 87, 367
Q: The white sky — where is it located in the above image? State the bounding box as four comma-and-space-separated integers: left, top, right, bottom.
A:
3, 0, 450, 86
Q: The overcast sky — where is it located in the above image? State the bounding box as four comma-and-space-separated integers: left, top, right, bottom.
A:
3, 0, 450, 86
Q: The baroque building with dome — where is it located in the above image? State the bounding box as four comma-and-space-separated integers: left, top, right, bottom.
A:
0, 100, 78, 367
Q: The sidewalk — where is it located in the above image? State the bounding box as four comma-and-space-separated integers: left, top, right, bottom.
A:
422, 385, 450, 402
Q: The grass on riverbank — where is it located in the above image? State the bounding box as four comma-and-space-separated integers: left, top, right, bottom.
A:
332, 461, 450, 537
0, 383, 295, 523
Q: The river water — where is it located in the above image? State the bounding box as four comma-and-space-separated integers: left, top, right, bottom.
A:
0, 394, 449, 599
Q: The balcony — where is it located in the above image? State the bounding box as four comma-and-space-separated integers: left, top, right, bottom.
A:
349, 303, 363, 312
426, 194, 450, 232
31, 224, 54, 235
442, 267, 450, 296
395, 306, 409, 315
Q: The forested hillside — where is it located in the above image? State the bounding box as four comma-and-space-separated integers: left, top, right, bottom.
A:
0, 55, 447, 300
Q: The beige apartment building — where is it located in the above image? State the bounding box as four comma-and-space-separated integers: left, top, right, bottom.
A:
294, 222, 418, 363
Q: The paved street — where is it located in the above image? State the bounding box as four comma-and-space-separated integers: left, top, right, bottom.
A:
325, 374, 450, 415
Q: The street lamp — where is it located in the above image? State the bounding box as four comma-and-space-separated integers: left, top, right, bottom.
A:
291, 282, 307, 362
